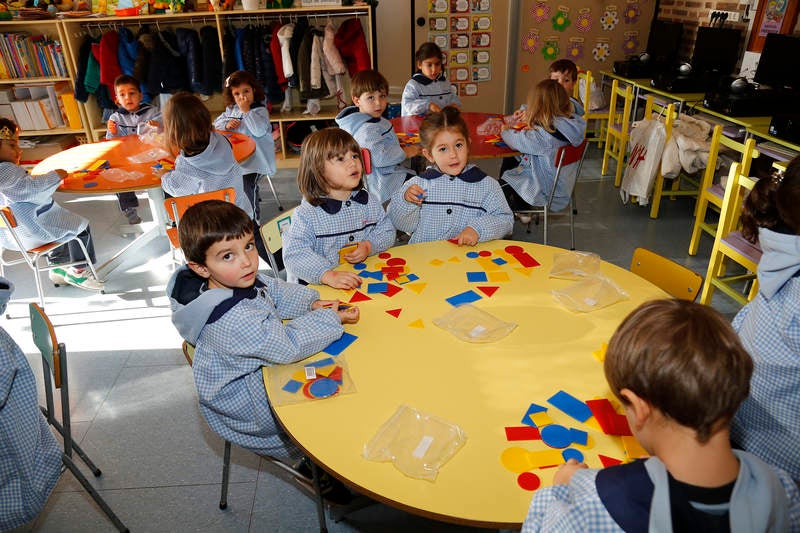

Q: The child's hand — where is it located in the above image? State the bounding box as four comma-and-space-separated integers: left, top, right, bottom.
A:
404, 184, 426, 205
147, 119, 159, 128
552, 459, 588, 485
107, 120, 118, 135
320, 270, 363, 290
429, 102, 441, 113
454, 226, 479, 246
226, 119, 241, 130
512, 108, 525, 122
337, 306, 360, 324
403, 144, 421, 158
345, 241, 372, 264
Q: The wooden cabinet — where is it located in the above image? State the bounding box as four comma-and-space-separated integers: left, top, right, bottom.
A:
1, 5, 374, 167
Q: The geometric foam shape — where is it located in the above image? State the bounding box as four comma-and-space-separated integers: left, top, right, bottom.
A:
408, 318, 424, 328
386, 308, 402, 318
367, 282, 389, 294
445, 290, 482, 307
504, 426, 542, 441
477, 286, 499, 297
322, 332, 357, 356
521, 403, 548, 427
621, 435, 649, 460
429, 259, 445, 267
404, 282, 427, 294
349, 290, 372, 303
527, 449, 565, 468
487, 271, 511, 282
598, 454, 623, 468
382, 283, 403, 297
547, 390, 594, 422
517, 472, 541, 491
568, 428, 589, 446
282, 379, 303, 393
476, 256, 502, 271
500, 446, 535, 473
467, 271, 489, 282
529, 411, 554, 428
540, 424, 572, 448
307, 378, 339, 399
562, 448, 584, 463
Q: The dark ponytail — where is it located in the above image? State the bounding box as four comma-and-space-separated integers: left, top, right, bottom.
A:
741, 155, 800, 243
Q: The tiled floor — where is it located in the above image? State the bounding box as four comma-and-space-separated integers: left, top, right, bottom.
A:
2, 148, 738, 532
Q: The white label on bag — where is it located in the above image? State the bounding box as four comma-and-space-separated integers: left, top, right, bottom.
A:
304, 367, 317, 380
412, 435, 435, 458
469, 325, 487, 338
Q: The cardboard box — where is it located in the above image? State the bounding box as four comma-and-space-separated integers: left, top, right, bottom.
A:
19, 135, 79, 165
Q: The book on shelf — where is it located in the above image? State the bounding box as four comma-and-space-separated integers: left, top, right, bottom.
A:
0, 103, 14, 122
59, 92, 81, 130
0, 32, 68, 79
25, 99, 49, 130
10, 100, 35, 131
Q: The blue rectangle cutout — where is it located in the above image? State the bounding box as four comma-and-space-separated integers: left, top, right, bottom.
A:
466, 271, 489, 282
548, 390, 593, 422
322, 333, 357, 356
445, 290, 482, 307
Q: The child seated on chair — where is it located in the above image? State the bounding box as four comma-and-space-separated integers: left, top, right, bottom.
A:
166, 199, 359, 463
335, 69, 419, 203
387, 107, 512, 245
0, 119, 103, 292
282, 128, 396, 289
106, 74, 162, 225
731, 156, 800, 485
401, 42, 461, 116
213, 70, 277, 223
499, 79, 586, 220
522, 299, 800, 532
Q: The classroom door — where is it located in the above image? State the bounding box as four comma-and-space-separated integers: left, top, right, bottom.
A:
412, 0, 511, 113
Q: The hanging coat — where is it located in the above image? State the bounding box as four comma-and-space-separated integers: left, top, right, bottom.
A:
334, 18, 371, 77
200, 25, 223, 95
176, 27, 204, 94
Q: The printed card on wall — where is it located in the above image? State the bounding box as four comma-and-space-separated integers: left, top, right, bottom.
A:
450, 66, 470, 82
451, 0, 470, 12
449, 49, 471, 66
429, 0, 449, 13
472, 15, 492, 31
451, 33, 471, 49
472, 49, 491, 65
451, 15, 471, 31
472, 32, 491, 47
471, 0, 490, 12
430, 33, 449, 50
472, 65, 491, 82
460, 82, 479, 96
430, 16, 449, 32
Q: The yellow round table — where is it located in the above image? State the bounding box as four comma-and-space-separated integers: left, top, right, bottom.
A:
266, 240, 666, 528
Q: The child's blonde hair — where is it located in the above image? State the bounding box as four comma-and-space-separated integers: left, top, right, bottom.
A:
223, 70, 266, 108
523, 79, 573, 132
418, 106, 470, 153
296, 128, 364, 206
163, 91, 212, 156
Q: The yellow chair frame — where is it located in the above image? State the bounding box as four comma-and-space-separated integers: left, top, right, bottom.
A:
258, 206, 297, 277
576, 70, 610, 148
630, 247, 703, 301
645, 96, 702, 219
601, 79, 634, 187
0, 206, 103, 309
700, 163, 761, 306
688, 125, 759, 255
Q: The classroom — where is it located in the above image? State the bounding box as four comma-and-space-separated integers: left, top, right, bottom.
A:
0, 0, 798, 531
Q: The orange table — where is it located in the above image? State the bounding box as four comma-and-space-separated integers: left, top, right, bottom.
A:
31, 132, 255, 277
390, 111, 520, 159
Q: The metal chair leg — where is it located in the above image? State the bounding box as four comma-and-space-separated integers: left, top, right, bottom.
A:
261, 174, 284, 211
310, 462, 329, 533
220, 440, 231, 510
63, 455, 129, 532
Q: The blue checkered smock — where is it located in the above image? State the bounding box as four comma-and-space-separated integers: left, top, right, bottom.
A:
214, 104, 277, 176
0, 326, 61, 530
401, 73, 461, 116
732, 228, 800, 484
167, 269, 344, 460
283, 189, 396, 285
0, 162, 88, 252
105, 103, 161, 139
387, 164, 512, 244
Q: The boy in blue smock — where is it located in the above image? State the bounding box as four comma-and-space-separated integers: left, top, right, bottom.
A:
335, 69, 419, 204
522, 299, 800, 532
167, 200, 359, 465
106, 74, 161, 225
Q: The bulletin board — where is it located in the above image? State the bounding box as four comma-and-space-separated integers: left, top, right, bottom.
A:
511, 0, 656, 107
413, 0, 511, 113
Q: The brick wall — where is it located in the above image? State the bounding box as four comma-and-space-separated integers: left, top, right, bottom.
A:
656, 0, 750, 60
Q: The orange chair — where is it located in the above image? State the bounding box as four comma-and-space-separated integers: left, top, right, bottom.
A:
0, 206, 103, 308
163, 189, 236, 262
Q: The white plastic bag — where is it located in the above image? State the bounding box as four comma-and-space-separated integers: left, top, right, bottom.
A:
550, 251, 602, 280
620, 119, 667, 205
578, 77, 606, 111
432, 304, 517, 343
363, 405, 467, 481
552, 275, 629, 313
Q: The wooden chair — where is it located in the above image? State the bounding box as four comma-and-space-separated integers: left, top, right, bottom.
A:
0, 206, 103, 309
29, 303, 129, 532
576, 70, 610, 148
163, 188, 236, 263
688, 125, 759, 255
630, 247, 703, 301
259, 206, 297, 278
513, 139, 588, 250
644, 96, 702, 219
699, 163, 761, 306
601, 79, 635, 187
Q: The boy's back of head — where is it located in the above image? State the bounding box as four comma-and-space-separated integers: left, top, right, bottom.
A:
549, 59, 578, 81
351, 69, 388, 99
178, 200, 254, 265
604, 299, 753, 443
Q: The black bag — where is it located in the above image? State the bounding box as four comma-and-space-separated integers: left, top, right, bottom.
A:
284, 120, 334, 153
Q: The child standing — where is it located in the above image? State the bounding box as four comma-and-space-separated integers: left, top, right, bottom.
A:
282, 128, 395, 289
731, 156, 800, 484
335, 69, 419, 203
213, 70, 277, 222
500, 79, 586, 217
106, 74, 162, 225
522, 299, 800, 532
160, 91, 252, 217
0, 119, 102, 291
167, 199, 359, 463
401, 42, 461, 116
388, 107, 512, 245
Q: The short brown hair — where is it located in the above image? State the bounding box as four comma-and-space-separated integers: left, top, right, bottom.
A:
179, 200, 254, 265
524, 78, 572, 131
415, 42, 443, 65
418, 106, 470, 153
296, 128, 364, 205
163, 91, 212, 156
741, 155, 800, 243
549, 59, 578, 82
604, 299, 753, 443
350, 69, 388, 99
114, 74, 140, 91
223, 70, 266, 108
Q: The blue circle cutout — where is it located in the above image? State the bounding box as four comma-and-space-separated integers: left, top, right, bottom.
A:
308, 378, 339, 399
353, 262, 367, 270
466, 251, 480, 258
540, 424, 572, 448
562, 448, 584, 463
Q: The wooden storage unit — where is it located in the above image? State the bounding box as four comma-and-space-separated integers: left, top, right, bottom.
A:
0, 5, 374, 167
